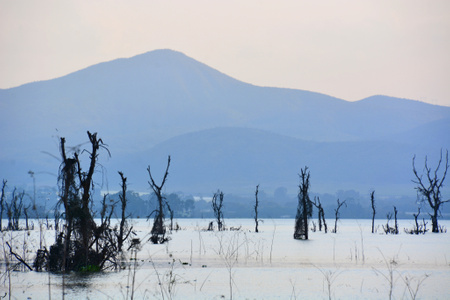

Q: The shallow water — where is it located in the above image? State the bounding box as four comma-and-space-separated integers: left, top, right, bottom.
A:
1, 218, 449, 299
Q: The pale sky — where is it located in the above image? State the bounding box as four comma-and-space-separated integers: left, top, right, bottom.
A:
1, 0, 449, 106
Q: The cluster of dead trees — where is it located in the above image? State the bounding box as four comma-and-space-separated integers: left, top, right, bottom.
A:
0, 180, 36, 232
30, 132, 135, 272
1, 130, 449, 275
293, 166, 349, 240
294, 149, 449, 240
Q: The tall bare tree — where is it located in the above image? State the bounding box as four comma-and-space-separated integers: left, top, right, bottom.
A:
412, 149, 449, 233
312, 196, 327, 233
212, 190, 225, 231
0, 179, 6, 231
393, 206, 399, 234
254, 184, 261, 233
147, 155, 171, 244
75, 132, 110, 257
294, 166, 313, 240
370, 190, 376, 233
117, 171, 133, 252
332, 199, 346, 233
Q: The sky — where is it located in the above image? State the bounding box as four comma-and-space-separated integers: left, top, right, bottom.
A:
1, 0, 449, 106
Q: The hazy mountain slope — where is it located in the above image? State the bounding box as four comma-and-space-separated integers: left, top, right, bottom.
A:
0, 49, 449, 195
1, 49, 448, 156
111, 126, 441, 197
0, 50, 351, 158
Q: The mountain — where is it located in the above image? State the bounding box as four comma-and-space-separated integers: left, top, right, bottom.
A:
115, 126, 437, 197
0, 49, 449, 197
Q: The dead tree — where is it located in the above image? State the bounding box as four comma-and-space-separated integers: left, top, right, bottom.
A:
393, 206, 399, 234
0, 179, 6, 231
382, 206, 398, 234
405, 208, 420, 234
370, 190, 376, 233
412, 208, 421, 234
332, 199, 346, 233
383, 212, 393, 234
212, 190, 225, 231
412, 149, 449, 233
52, 136, 79, 271
36, 131, 116, 272
254, 184, 261, 233
23, 204, 31, 230
312, 197, 327, 233
405, 207, 428, 234
147, 155, 171, 244
117, 171, 133, 252
6, 188, 24, 231
166, 202, 174, 231
28, 170, 43, 248
294, 166, 313, 240
76, 132, 109, 259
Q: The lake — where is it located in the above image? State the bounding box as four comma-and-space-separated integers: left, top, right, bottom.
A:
1, 218, 449, 299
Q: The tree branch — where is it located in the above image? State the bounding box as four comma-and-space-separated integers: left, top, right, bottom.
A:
6, 242, 32, 271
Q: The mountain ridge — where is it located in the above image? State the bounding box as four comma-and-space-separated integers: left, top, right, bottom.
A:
0, 49, 449, 197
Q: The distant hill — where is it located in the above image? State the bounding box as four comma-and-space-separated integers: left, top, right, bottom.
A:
0, 49, 449, 197
115, 126, 440, 197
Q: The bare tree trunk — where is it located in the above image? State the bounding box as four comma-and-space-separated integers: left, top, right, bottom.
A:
370, 190, 376, 233
147, 156, 171, 244
24, 205, 30, 230
312, 197, 327, 233
413, 208, 420, 234
0, 180, 6, 231
117, 171, 132, 252
212, 190, 225, 231
332, 199, 346, 234
254, 185, 260, 233
166, 203, 174, 231
393, 206, 398, 234
294, 166, 312, 240
383, 212, 393, 234
75, 132, 106, 264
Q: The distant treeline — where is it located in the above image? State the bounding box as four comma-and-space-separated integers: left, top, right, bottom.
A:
1, 185, 448, 221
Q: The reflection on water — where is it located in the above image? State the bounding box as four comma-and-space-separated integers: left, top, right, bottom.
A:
60, 271, 105, 290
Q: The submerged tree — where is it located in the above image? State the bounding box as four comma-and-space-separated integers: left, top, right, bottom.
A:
6, 188, 24, 231
254, 184, 261, 233
332, 199, 346, 233
405, 207, 428, 235
166, 202, 174, 231
382, 206, 398, 235
382, 206, 399, 234
393, 206, 399, 234
412, 208, 422, 234
23, 204, 31, 230
117, 171, 133, 252
147, 155, 171, 244
312, 196, 327, 233
412, 149, 449, 233
34, 131, 117, 272
212, 190, 225, 231
294, 166, 313, 240
370, 190, 376, 233
1, 179, 6, 231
